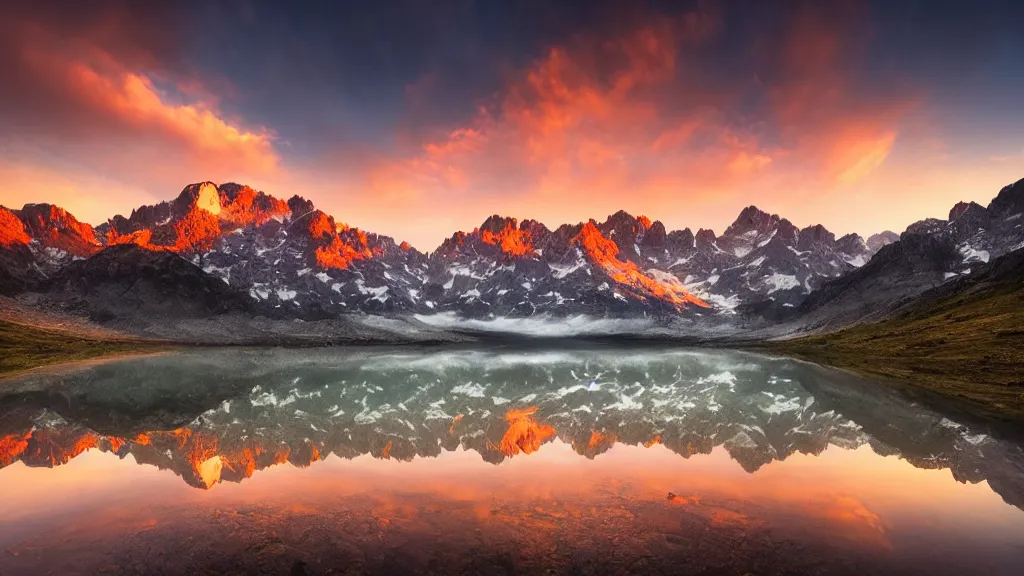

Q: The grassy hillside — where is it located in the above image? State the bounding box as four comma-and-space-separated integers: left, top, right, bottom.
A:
0, 320, 164, 378
770, 284, 1024, 420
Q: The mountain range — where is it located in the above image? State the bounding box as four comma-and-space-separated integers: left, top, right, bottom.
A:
2, 177, 1023, 342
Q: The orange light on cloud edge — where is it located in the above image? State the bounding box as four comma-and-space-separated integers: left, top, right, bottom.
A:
1, 9, 1022, 253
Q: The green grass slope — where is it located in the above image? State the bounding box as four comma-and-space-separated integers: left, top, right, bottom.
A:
770, 251, 1024, 420
0, 320, 164, 378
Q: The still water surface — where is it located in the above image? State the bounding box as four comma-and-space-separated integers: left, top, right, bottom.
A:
1, 346, 1023, 575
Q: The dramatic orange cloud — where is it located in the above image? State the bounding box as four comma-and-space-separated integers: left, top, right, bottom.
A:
346, 15, 775, 246
34, 51, 278, 174
831, 127, 897, 185
0, 11, 278, 223
762, 3, 916, 188
325, 6, 945, 250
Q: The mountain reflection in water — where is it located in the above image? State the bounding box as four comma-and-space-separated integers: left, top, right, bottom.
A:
1, 346, 1023, 575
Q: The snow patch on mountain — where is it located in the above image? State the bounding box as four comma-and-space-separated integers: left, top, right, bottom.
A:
959, 244, 990, 263
550, 257, 587, 279
844, 254, 868, 267
764, 273, 800, 293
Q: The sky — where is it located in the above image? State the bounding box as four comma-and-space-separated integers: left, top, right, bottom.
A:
1, 0, 1022, 250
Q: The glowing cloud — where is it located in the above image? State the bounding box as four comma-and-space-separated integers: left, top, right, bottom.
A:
0, 12, 279, 225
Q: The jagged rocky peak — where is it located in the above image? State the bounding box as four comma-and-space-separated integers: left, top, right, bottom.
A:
435, 230, 468, 257
478, 215, 537, 258
434, 214, 542, 261
519, 218, 553, 249
866, 230, 899, 252
989, 177, 1024, 215
0, 206, 30, 247
949, 201, 986, 221
595, 210, 655, 258
217, 182, 251, 199
600, 209, 652, 232
796, 224, 835, 247
99, 181, 298, 254
519, 218, 550, 236
304, 209, 336, 238
216, 183, 290, 226
790, 223, 841, 255
300, 209, 375, 269
572, 219, 607, 246
17, 203, 96, 240
773, 219, 800, 245
176, 181, 291, 227
105, 187, 216, 252
641, 219, 668, 247
695, 228, 717, 250
716, 206, 788, 258
834, 233, 867, 255
29, 211, 99, 257
1, 203, 96, 293
176, 181, 222, 215
569, 220, 710, 310
105, 201, 168, 241
665, 227, 695, 250
947, 200, 992, 237
546, 221, 586, 247
903, 218, 947, 238
724, 205, 781, 237
4, 203, 100, 257
287, 194, 316, 217
479, 214, 517, 234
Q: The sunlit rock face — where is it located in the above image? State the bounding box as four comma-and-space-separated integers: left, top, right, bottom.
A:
193, 182, 222, 216
99, 181, 291, 253
478, 215, 537, 259
15, 203, 100, 257
1, 347, 1021, 506
0, 215, 39, 294
571, 221, 709, 309
0, 203, 101, 292
0, 207, 30, 248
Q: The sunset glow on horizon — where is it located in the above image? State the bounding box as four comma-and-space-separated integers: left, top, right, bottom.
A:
1, 1, 1022, 250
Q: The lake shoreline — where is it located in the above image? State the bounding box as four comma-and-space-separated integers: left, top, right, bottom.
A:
5, 315, 1023, 429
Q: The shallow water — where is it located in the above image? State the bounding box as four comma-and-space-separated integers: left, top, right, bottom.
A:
1, 345, 1023, 575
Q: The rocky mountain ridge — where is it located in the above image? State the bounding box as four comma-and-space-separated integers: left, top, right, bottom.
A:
792, 177, 1024, 331
1, 181, 899, 322
2, 177, 1022, 333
